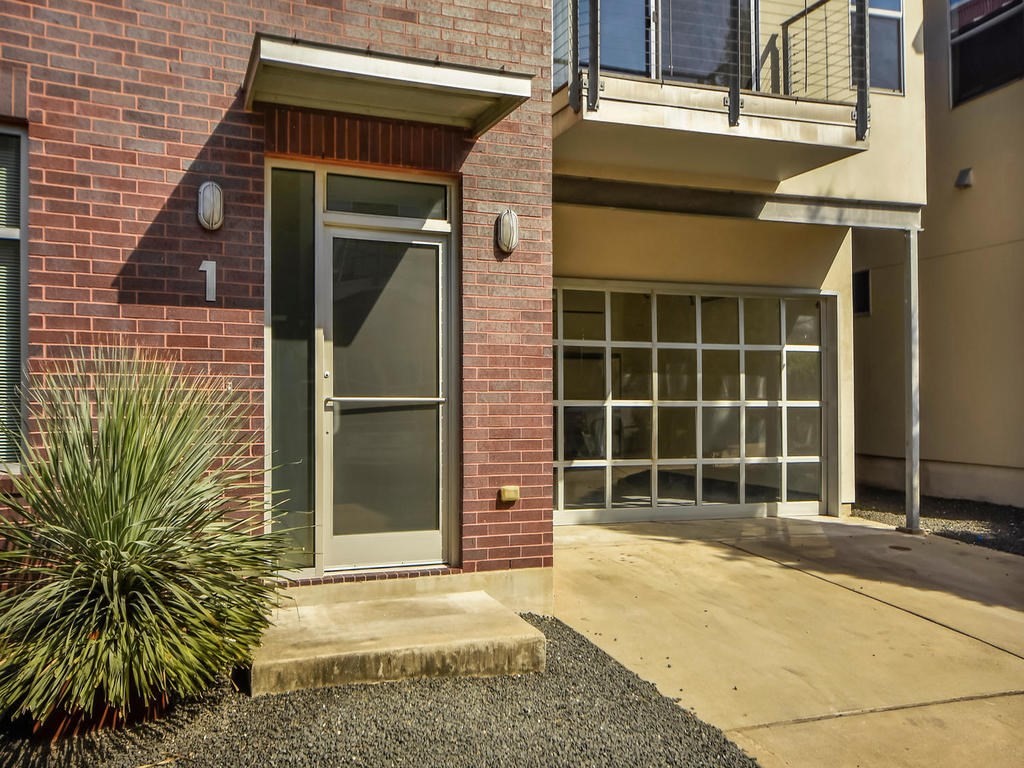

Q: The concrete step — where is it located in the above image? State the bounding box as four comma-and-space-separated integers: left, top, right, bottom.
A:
250, 590, 546, 696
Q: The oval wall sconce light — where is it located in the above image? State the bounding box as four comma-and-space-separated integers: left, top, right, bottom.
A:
197, 181, 224, 230
496, 208, 519, 254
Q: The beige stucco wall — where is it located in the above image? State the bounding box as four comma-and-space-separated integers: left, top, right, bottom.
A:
775, 0, 928, 205
853, 3, 1024, 502
554, 204, 856, 505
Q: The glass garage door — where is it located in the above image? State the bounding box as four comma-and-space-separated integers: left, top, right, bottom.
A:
553, 285, 828, 524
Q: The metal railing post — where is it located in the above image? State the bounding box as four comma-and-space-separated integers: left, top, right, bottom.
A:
588, 0, 600, 111
854, 0, 869, 139
728, 0, 741, 125
569, 0, 582, 112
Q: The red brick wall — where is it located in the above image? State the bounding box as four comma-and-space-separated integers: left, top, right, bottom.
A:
0, 0, 553, 575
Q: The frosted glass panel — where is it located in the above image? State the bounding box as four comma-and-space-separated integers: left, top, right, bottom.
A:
787, 351, 821, 401
659, 407, 696, 459
786, 298, 821, 344
612, 466, 652, 508
270, 169, 315, 568
565, 467, 606, 509
333, 240, 438, 397
703, 464, 740, 504
611, 292, 652, 341
746, 351, 781, 400
657, 294, 696, 342
744, 298, 780, 345
564, 346, 606, 400
612, 407, 652, 459
564, 406, 606, 460
659, 348, 697, 401
611, 347, 652, 399
703, 350, 740, 400
701, 297, 739, 344
334, 405, 439, 534
563, 290, 605, 340
658, 467, 697, 506
746, 407, 782, 458
788, 408, 821, 456
746, 463, 782, 503
703, 407, 740, 458
326, 174, 446, 219
788, 462, 821, 501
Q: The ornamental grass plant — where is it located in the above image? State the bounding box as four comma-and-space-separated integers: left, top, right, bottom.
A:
0, 348, 286, 737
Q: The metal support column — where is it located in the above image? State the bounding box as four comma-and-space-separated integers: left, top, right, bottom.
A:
853, 0, 870, 140
728, 0, 741, 126
900, 228, 922, 533
569, 0, 582, 112
588, 0, 600, 111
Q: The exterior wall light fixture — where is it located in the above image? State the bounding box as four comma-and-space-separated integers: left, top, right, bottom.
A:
954, 168, 974, 189
197, 181, 224, 230
496, 208, 519, 254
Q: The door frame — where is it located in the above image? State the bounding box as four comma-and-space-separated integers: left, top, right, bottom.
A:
264, 159, 460, 577
320, 227, 448, 569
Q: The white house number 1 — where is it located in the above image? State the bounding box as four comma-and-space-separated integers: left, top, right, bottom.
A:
198, 260, 217, 302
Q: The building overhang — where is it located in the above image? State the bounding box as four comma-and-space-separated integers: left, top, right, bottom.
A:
553, 76, 868, 182
244, 35, 533, 137
553, 176, 923, 231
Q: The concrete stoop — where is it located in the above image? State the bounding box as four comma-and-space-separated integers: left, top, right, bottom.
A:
250, 590, 546, 696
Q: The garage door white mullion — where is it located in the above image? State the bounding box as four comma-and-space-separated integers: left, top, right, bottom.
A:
780, 298, 789, 501
695, 295, 704, 507
650, 292, 659, 508
738, 298, 746, 504
604, 291, 612, 511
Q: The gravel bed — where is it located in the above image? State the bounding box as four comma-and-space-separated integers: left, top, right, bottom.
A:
852, 484, 1024, 556
0, 615, 759, 768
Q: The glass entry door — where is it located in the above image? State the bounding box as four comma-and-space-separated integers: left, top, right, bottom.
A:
322, 231, 445, 568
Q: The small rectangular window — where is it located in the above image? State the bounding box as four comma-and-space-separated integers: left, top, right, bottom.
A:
0, 130, 23, 464
326, 174, 447, 220
853, 269, 871, 315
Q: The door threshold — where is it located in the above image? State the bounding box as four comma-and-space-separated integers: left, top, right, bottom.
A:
323, 561, 449, 575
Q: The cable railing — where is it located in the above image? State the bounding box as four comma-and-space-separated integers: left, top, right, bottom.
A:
553, 0, 869, 137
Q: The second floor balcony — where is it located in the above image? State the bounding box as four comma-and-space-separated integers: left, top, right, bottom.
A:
553, 0, 873, 182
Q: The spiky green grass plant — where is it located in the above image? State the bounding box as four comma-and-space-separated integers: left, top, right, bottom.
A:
0, 348, 286, 733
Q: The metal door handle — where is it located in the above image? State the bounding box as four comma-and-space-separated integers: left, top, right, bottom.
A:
325, 396, 445, 407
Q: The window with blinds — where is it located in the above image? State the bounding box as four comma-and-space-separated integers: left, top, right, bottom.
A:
0, 131, 23, 464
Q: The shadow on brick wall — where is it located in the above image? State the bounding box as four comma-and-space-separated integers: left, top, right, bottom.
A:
112, 92, 265, 315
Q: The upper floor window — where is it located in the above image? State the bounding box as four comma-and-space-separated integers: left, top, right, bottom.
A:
0, 129, 24, 464
864, 0, 904, 92
950, 0, 1024, 105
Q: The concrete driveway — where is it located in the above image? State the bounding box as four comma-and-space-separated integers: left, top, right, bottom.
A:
554, 517, 1024, 768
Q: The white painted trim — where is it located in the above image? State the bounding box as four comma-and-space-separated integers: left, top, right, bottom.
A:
321, 210, 451, 234
555, 501, 821, 526
245, 35, 532, 136
556, 276, 839, 299
254, 37, 532, 100
266, 159, 459, 577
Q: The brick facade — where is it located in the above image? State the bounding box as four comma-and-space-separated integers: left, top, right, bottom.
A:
0, 1, 553, 575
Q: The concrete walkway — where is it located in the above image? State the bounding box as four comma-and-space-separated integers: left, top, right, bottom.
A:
554, 517, 1024, 768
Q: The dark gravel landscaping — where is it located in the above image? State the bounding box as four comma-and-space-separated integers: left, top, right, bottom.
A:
853, 484, 1024, 557
0, 615, 759, 768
